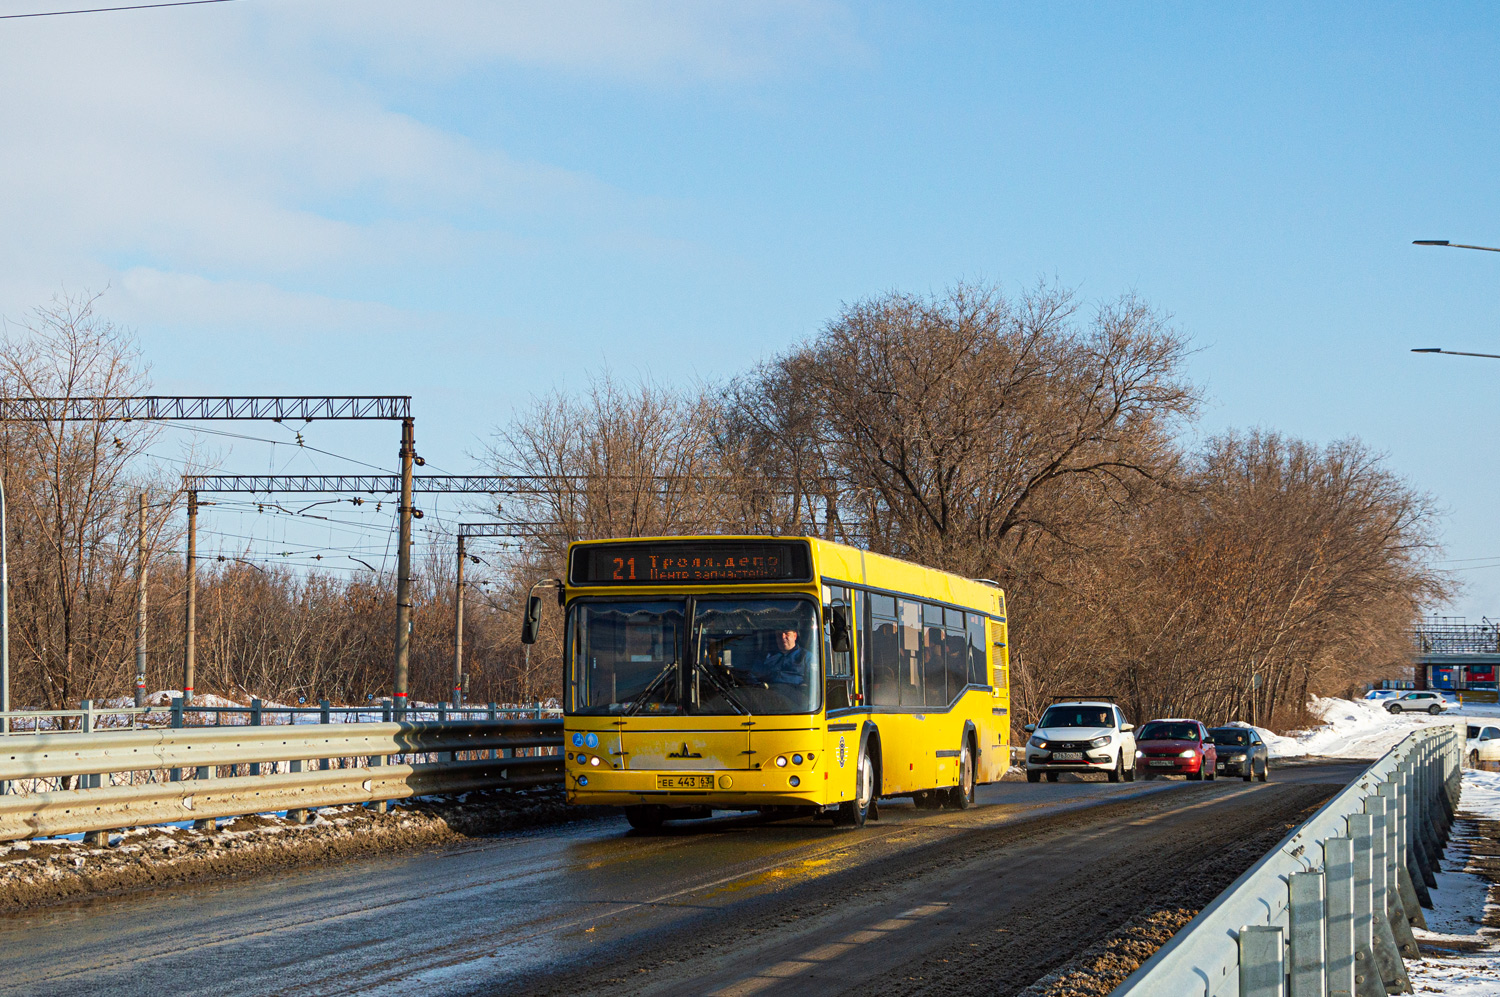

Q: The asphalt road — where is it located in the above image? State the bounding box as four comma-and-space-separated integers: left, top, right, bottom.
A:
0, 763, 1363, 997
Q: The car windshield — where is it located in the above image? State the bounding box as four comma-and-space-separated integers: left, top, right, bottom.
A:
1209, 728, 1249, 746
1039, 705, 1114, 728
1138, 721, 1199, 741
566, 597, 819, 716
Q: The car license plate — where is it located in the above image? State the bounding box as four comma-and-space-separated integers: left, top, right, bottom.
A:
1053, 751, 1083, 761
1216, 763, 1226, 771
1148, 760, 1175, 767
657, 774, 714, 790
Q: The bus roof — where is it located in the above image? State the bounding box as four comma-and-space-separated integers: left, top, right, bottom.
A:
566, 535, 1006, 617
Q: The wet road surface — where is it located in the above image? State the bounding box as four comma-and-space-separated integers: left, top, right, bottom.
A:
0, 764, 1362, 996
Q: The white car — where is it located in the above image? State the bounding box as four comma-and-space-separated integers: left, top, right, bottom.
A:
1023, 700, 1137, 783
1386, 691, 1453, 715
1466, 723, 1500, 767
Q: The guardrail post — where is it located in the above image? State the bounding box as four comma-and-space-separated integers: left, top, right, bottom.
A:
1364, 797, 1413, 993
1241, 925, 1287, 997
169, 696, 184, 782
78, 700, 101, 790
1290, 869, 1327, 997
488, 702, 498, 760
1344, 815, 1388, 997
249, 698, 262, 777
1324, 837, 1357, 997
319, 700, 331, 771
1379, 780, 1426, 932
1402, 758, 1436, 900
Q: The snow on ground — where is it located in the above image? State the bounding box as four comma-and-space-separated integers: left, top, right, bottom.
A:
1228, 696, 1466, 760
1406, 769, 1500, 994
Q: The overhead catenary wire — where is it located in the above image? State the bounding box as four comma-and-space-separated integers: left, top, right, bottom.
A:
0, 0, 240, 18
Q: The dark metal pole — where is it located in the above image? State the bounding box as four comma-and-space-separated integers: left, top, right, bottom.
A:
183, 490, 197, 705
134, 492, 147, 707
0, 472, 8, 735
393, 417, 414, 714
454, 533, 465, 708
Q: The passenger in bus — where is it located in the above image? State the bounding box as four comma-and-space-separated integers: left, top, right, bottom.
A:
755, 628, 808, 686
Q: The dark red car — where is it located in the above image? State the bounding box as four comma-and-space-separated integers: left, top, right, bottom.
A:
1134, 719, 1218, 781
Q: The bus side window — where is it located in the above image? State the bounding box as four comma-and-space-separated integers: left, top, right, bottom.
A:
966, 614, 987, 686
898, 599, 923, 708
943, 607, 967, 700
824, 585, 854, 710
869, 594, 901, 707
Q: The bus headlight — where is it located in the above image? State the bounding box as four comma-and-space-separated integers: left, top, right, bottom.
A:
789, 776, 800, 787
776, 756, 788, 767
590, 756, 601, 766
792, 754, 804, 765
578, 775, 588, 787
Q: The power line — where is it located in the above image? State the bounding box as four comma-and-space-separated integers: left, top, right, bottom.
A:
0, 0, 239, 17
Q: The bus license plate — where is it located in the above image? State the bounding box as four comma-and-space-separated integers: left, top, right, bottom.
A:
1052, 752, 1083, 761
657, 774, 714, 790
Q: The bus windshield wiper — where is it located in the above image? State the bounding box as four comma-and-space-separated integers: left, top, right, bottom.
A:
693, 657, 749, 715
624, 659, 678, 716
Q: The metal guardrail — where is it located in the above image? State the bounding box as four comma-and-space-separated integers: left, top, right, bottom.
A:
1110, 722, 1463, 997
0, 717, 564, 842
0, 698, 556, 735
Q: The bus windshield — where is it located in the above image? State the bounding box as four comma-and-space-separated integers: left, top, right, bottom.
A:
568, 598, 819, 716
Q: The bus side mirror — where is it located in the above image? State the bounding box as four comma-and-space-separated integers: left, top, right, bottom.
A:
520, 593, 543, 645
829, 605, 851, 654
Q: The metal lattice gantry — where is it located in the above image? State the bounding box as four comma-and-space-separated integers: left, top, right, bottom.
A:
0, 396, 418, 712
0, 396, 410, 422
184, 475, 537, 494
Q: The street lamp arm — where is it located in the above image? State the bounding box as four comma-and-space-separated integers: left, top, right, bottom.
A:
1411, 348, 1500, 360
1413, 240, 1500, 253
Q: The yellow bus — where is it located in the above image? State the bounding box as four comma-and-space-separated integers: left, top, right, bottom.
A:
521, 536, 1011, 830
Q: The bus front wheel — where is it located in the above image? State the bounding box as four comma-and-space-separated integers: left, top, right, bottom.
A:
625, 806, 665, 833
833, 743, 876, 828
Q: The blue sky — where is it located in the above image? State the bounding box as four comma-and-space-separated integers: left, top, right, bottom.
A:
0, 2, 1497, 613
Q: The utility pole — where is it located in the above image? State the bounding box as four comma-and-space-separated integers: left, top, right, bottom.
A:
183, 491, 197, 705
134, 492, 148, 707
453, 533, 465, 707
393, 417, 414, 715
0, 472, 9, 735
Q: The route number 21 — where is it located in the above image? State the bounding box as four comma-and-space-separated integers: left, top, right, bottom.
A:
612, 557, 636, 580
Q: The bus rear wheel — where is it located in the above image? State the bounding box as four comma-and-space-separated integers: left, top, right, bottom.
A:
833, 743, 875, 828
944, 741, 975, 809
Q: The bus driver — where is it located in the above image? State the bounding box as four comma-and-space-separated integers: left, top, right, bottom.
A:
755, 627, 808, 687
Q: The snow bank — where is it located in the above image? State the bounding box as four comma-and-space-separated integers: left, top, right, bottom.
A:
1228, 696, 1463, 760
1406, 769, 1500, 994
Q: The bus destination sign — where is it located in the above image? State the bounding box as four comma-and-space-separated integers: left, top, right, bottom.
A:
569, 540, 813, 586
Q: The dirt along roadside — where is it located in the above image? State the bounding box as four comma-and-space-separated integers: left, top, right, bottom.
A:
0, 786, 607, 913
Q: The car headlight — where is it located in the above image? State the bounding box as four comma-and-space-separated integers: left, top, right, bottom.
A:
1030, 738, 1049, 749
1134, 750, 1144, 758
1087, 735, 1111, 748
1178, 749, 1197, 758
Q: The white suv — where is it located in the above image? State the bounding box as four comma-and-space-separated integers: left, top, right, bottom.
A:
1386, 691, 1453, 715
1023, 700, 1137, 783
1467, 723, 1500, 768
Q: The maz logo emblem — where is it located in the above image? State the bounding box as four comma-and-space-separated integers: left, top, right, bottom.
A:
667, 743, 703, 759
